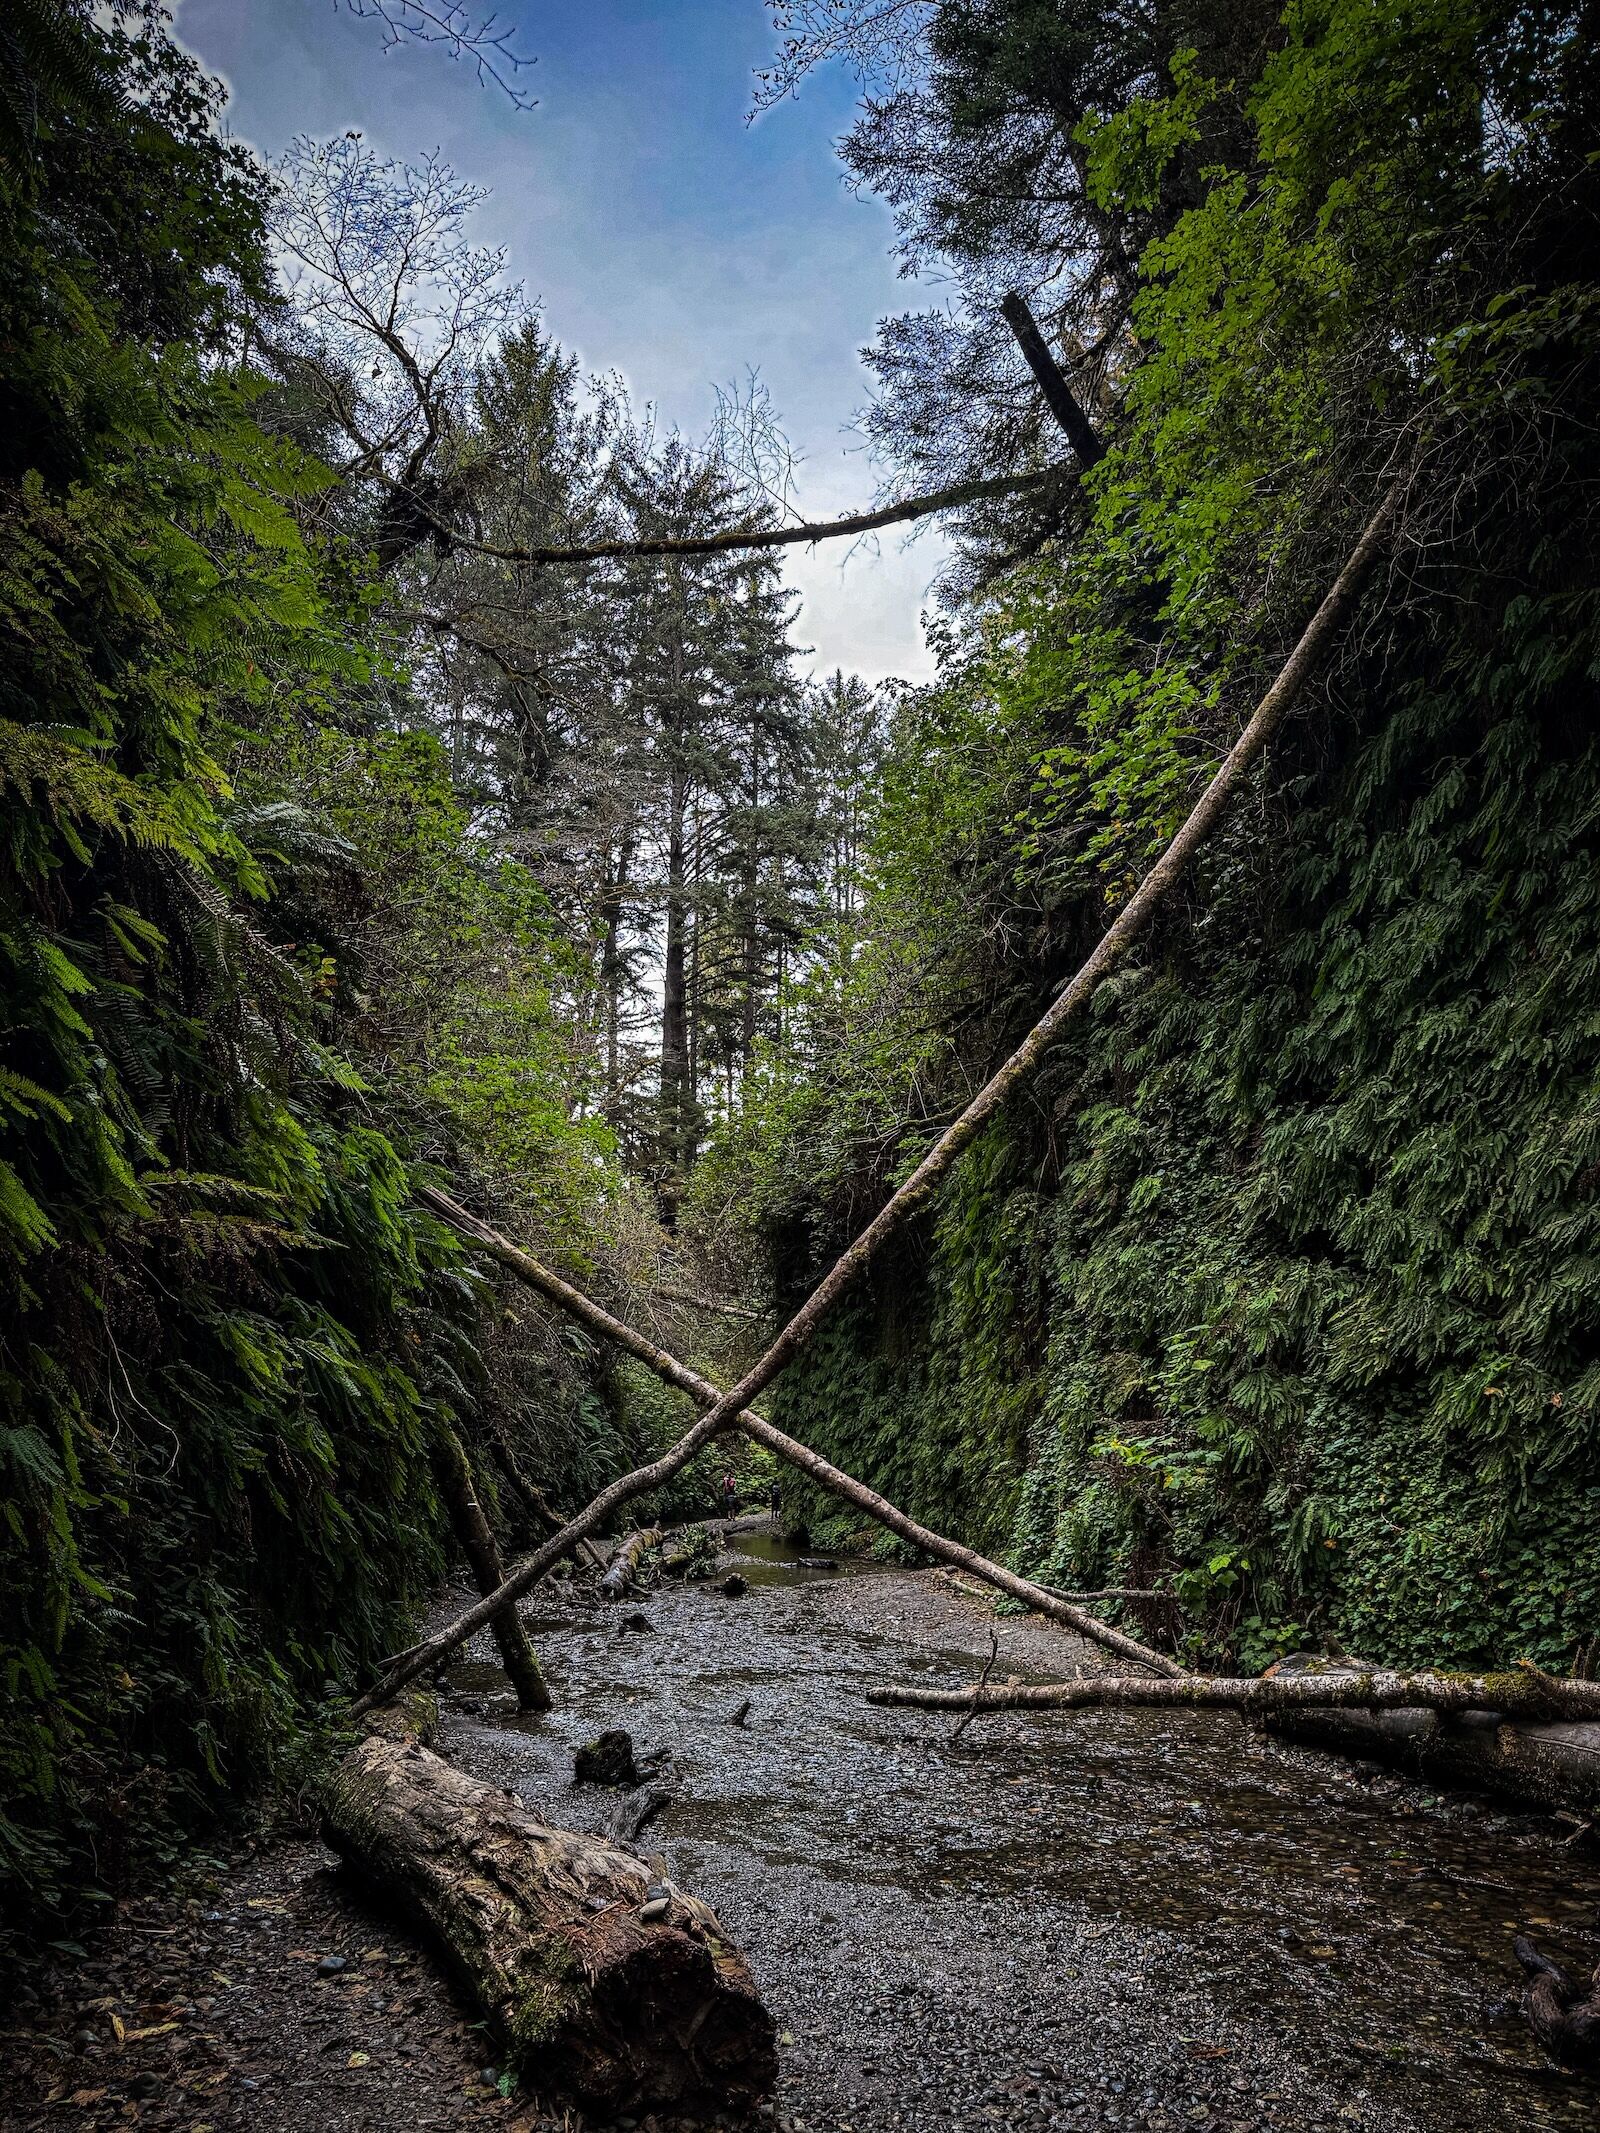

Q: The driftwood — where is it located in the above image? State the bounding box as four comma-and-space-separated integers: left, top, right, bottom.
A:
609, 1783, 672, 1847
434, 1424, 550, 1711
357, 494, 1397, 1715
864, 1668, 1600, 1723
323, 1729, 775, 2111
1515, 1938, 1600, 2068
601, 1527, 664, 1601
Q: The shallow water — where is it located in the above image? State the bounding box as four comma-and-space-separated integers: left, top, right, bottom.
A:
437, 1538, 1600, 2133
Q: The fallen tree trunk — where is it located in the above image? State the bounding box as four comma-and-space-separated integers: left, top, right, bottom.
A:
874, 1655, 1600, 1816
600, 1527, 663, 1601
1264, 1701, 1600, 1814
865, 1667, 1600, 1724
361, 493, 1398, 1714
323, 1729, 776, 2112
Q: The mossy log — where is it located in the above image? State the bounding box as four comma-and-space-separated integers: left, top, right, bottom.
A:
323, 1730, 776, 2113
600, 1526, 664, 1601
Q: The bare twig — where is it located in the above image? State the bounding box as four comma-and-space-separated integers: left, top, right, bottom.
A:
951, 1631, 1000, 1743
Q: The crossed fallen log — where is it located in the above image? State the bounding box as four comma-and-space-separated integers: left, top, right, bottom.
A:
356, 484, 1402, 1718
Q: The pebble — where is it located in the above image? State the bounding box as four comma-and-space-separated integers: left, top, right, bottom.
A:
316, 1953, 348, 1977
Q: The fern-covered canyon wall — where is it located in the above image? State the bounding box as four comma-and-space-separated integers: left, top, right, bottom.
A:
770, 596, 1600, 1672
707, 0, 1600, 1678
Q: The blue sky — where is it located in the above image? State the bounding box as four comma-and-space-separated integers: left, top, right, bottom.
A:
172, 0, 945, 683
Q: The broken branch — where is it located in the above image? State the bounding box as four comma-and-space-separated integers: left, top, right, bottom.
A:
374, 465, 1070, 568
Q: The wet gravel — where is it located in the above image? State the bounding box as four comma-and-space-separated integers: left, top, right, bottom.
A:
5, 1541, 1597, 2133
430, 1539, 1600, 2133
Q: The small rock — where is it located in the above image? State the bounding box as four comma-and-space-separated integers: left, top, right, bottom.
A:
316, 1954, 349, 1977
574, 1729, 641, 1788
619, 1611, 656, 1635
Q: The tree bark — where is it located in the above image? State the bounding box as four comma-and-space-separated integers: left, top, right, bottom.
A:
434, 1425, 551, 1712
322, 1731, 776, 2112
600, 1526, 664, 1601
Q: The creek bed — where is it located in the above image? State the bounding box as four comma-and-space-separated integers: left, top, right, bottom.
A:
433, 1536, 1600, 2133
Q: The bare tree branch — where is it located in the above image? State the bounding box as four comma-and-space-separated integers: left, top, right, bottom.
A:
338, 1, 537, 107
365, 463, 1074, 567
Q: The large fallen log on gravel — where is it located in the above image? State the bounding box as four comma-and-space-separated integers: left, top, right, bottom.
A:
866, 1664, 1600, 1813
323, 1727, 776, 2113
1267, 1699, 1600, 1814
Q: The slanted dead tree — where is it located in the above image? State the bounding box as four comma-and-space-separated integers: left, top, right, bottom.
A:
1000, 292, 1107, 470
433, 1423, 550, 1710
353, 484, 1400, 1718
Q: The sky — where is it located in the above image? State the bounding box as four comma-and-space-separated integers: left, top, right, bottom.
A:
171, 0, 945, 686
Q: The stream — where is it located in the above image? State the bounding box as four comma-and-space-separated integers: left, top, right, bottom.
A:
434, 1535, 1600, 2133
